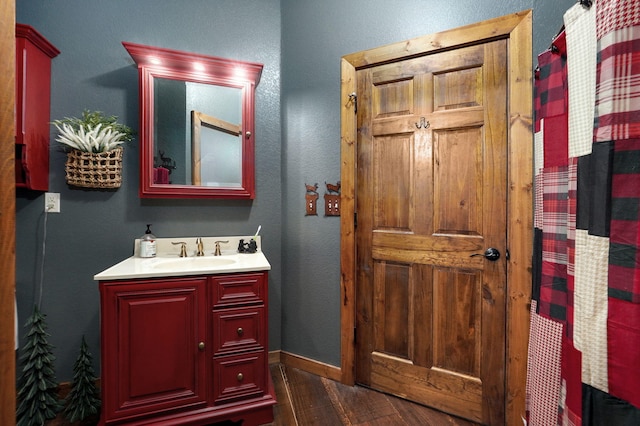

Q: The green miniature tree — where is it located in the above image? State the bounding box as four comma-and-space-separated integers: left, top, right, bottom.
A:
64, 336, 101, 422
16, 305, 63, 426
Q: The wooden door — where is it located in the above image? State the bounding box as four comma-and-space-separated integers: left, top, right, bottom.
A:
355, 39, 508, 425
0, 1, 16, 424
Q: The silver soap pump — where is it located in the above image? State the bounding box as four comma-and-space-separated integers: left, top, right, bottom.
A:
139, 224, 157, 258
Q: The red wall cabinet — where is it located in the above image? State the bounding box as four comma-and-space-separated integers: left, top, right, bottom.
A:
15, 24, 59, 191
98, 272, 276, 425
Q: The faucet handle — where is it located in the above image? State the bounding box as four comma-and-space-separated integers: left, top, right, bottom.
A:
195, 238, 204, 256
213, 240, 229, 256
172, 241, 188, 257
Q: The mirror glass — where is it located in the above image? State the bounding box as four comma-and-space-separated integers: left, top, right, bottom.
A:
154, 79, 242, 186
123, 42, 263, 198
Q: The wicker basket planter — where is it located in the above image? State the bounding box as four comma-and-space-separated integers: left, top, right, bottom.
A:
65, 147, 123, 189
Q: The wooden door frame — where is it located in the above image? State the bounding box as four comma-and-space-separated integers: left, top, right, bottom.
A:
0, 0, 16, 423
340, 10, 532, 426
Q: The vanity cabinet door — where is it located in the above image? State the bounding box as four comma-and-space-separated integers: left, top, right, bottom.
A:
99, 277, 207, 423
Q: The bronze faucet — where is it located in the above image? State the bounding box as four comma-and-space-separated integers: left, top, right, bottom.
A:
171, 241, 188, 257
214, 240, 229, 256
196, 238, 204, 256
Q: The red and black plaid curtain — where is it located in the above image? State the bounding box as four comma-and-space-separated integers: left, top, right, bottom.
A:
527, 0, 640, 424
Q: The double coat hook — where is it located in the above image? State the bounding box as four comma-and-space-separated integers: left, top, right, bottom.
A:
415, 117, 430, 129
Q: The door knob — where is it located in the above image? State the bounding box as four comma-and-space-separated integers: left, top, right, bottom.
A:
198, 342, 205, 350
470, 248, 500, 261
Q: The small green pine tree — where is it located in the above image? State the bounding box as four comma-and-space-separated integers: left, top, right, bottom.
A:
16, 305, 63, 426
64, 336, 101, 422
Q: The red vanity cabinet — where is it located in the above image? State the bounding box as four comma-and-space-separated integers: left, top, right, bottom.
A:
98, 272, 276, 425
15, 24, 59, 191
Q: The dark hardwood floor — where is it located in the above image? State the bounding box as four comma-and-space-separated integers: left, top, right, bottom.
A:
267, 364, 480, 426
46, 364, 480, 425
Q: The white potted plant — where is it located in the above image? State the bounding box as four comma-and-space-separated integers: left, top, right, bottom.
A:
52, 110, 135, 189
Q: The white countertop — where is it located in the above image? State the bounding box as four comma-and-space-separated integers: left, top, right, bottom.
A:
94, 236, 270, 281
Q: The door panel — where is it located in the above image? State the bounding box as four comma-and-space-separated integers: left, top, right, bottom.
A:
374, 261, 410, 358
433, 66, 483, 111
355, 40, 507, 424
433, 267, 481, 377
434, 126, 483, 235
373, 134, 412, 230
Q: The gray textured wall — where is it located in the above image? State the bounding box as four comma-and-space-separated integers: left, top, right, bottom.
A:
16, 0, 574, 382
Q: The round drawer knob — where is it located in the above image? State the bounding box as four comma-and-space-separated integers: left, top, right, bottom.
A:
237, 373, 244, 382
237, 327, 244, 336
198, 342, 205, 350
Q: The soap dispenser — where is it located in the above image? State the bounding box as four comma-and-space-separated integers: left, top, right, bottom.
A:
139, 224, 157, 258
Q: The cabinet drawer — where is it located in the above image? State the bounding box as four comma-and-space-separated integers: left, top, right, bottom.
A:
212, 351, 266, 405
213, 306, 265, 355
211, 273, 266, 308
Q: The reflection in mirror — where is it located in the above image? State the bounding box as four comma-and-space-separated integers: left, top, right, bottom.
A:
191, 110, 242, 187
123, 41, 263, 198
153, 77, 184, 184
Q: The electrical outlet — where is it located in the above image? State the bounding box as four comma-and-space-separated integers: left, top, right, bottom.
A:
44, 192, 60, 213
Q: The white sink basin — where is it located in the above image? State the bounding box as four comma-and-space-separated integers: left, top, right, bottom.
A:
150, 256, 237, 271
94, 236, 271, 281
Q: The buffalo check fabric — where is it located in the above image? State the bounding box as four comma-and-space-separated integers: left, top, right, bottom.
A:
528, 0, 640, 423
535, 32, 567, 130
609, 138, 640, 303
538, 32, 569, 169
